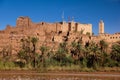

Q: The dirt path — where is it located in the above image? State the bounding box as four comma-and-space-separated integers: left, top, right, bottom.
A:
0, 70, 120, 77
0, 71, 120, 80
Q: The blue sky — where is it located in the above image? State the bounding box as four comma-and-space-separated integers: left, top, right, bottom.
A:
0, 0, 120, 35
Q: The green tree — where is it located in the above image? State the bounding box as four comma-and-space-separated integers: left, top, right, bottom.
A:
31, 37, 39, 68
99, 40, 108, 53
70, 41, 85, 66
55, 47, 66, 65
40, 46, 49, 67
20, 37, 32, 68
16, 50, 26, 68
54, 42, 69, 66
87, 42, 101, 68
110, 42, 120, 67
18, 36, 39, 68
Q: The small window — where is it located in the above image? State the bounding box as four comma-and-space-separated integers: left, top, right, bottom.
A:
110, 37, 112, 39
113, 37, 114, 39
116, 37, 117, 39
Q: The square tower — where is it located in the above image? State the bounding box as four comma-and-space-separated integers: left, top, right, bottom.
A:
99, 20, 104, 35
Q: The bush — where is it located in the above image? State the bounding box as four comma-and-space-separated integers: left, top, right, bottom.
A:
4, 61, 16, 69
0, 61, 4, 69
0, 61, 16, 69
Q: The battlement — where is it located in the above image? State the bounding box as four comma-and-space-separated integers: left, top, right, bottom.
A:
16, 16, 32, 27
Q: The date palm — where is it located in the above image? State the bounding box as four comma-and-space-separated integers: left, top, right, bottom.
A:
99, 40, 108, 53
87, 42, 101, 68
31, 37, 39, 68
111, 42, 120, 64
40, 46, 49, 67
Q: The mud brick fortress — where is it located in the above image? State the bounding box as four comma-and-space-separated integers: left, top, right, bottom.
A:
0, 16, 119, 54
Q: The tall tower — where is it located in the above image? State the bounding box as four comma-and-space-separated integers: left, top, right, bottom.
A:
99, 20, 104, 35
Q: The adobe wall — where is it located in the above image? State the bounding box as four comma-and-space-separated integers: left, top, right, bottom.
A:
16, 16, 32, 27
70, 21, 76, 32
61, 22, 69, 32
53, 36, 63, 43
77, 23, 92, 35
99, 33, 120, 43
43, 23, 61, 33
61, 21, 92, 35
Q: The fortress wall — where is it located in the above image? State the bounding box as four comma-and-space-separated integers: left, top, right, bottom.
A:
16, 16, 32, 27
77, 23, 92, 35
91, 36, 101, 43
77, 23, 84, 32
54, 36, 63, 43
55, 23, 62, 32
62, 22, 68, 32
70, 22, 76, 31
82, 35, 91, 45
99, 33, 120, 43
84, 24, 92, 35
43, 23, 58, 33
107, 34, 120, 42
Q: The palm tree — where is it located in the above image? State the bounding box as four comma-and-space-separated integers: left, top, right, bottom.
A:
20, 37, 32, 68
17, 50, 26, 68
31, 37, 38, 53
31, 37, 39, 68
55, 47, 66, 65
19, 36, 39, 68
110, 42, 120, 66
40, 46, 49, 67
99, 40, 108, 53
53, 42, 69, 66
99, 40, 109, 66
60, 42, 68, 51
40, 46, 49, 56
87, 42, 102, 68
76, 42, 84, 59
70, 41, 85, 66
70, 41, 78, 59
